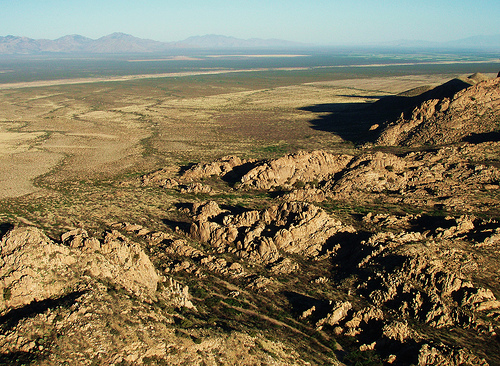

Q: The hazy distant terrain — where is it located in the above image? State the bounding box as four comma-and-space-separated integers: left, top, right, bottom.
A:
0, 48, 499, 86
1, 32, 500, 55
0, 33, 308, 54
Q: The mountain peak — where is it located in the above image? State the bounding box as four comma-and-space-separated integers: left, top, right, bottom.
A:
99, 32, 135, 39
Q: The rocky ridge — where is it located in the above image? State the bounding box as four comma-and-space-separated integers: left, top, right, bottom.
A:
0, 227, 159, 314
0, 225, 317, 365
187, 201, 355, 263
180, 203, 500, 364
377, 77, 500, 146
136, 146, 500, 364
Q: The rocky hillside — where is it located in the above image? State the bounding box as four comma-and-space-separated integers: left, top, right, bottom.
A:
376, 75, 500, 146
135, 140, 500, 364
0, 73, 499, 365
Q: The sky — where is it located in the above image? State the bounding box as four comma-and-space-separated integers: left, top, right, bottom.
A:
1, 0, 499, 45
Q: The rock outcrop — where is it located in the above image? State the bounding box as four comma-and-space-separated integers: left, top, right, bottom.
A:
377, 77, 500, 146
0, 226, 161, 315
264, 143, 500, 212
239, 150, 353, 190
188, 201, 355, 263
4, 73, 498, 365
181, 155, 249, 181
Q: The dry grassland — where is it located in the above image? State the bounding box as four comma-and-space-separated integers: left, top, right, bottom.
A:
0, 71, 472, 234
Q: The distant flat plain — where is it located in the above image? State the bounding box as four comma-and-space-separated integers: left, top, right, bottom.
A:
0, 49, 498, 211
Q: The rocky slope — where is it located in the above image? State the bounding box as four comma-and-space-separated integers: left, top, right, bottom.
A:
377, 76, 500, 146
0, 226, 321, 365
137, 149, 500, 364
137, 76, 500, 364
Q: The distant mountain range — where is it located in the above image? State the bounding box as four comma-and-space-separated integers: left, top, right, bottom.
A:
0, 33, 308, 55
0, 33, 499, 55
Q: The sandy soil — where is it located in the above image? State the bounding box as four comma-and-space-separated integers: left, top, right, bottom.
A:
0, 68, 306, 90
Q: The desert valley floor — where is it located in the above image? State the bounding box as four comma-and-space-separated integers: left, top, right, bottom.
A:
0, 65, 499, 365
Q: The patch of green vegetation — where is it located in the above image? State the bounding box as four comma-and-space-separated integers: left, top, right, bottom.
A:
189, 284, 209, 299
343, 349, 383, 366
3, 287, 11, 301
222, 297, 252, 309
204, 296, 222, 307
252, 144, 290, 155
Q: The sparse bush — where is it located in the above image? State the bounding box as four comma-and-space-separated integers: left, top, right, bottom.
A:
179, 318, 194, 329
343, 350, 383, 366
293, 180, 306, 189
3, 287, 11, 301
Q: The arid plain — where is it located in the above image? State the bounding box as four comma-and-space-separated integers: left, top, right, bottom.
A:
0, 69, 465, 232
1, 54, 500, 365
0, 70, 458, 197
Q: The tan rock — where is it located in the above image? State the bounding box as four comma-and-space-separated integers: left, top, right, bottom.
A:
240, 150, 353, 190
187, 201, 355, 263
0, 227, 77, 314
382, 321, 412, 342
317, 301, 352, 327
417, 343, 489, 366
180, 182, 213, 194
181, 155, 246, 180
269, 258, 299, 275
0, 226, 161, 315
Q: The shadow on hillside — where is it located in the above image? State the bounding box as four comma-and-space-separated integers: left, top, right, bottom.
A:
0, 351, 45, 365
221, 162, 258, 186
463, 131, 500, 143
0, 290, 86, 333
0, 223, 14, 240
303, 78, 473, 144
302, 102, 393, 144
283, 291, 330, 319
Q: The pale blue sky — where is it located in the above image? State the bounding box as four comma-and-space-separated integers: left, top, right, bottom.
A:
1, 0, 499, 44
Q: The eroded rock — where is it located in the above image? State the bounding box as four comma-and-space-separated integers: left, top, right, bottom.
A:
0, 226, 161, 315
240, 150, 353, 190
377, 77, 500, 146
187, 201, 355, 263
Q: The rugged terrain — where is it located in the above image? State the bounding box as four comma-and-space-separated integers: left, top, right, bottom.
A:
0, 72, 499, 365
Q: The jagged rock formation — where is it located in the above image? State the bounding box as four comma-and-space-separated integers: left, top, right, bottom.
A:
144, 140, 500, 214
171, 198, 500, 364
0, 227, 159, 315
0, 226, 207, 364
257, 143, 500, 212
130, 90, 499, 363
239, 150, 353, 190
377, 77, 500, 146
2, 72, 499, 365
157, 143, 499, 364
187, 201, 355, 263
323, 143, 500, 211
181, 155, 249, 181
